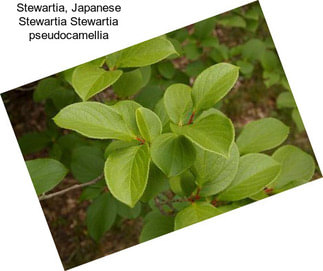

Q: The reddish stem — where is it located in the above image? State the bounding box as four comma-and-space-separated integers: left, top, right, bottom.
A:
264, 187, 274, 194
195, 188, 201, 200
188, 111, 196, 125
135, 137, 145, 144
211, 199, 217, 207
188, 188, 201, 202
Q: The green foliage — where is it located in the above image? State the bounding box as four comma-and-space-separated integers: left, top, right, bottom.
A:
163, 84, 193, 125
192, 63, 239, 111
195, 143, 240, 196
23, 5, 318, 246
272, 145, 315, 189
135, 107, 162, 142
18, 132, 52, 155
105, 36, 178, 68
169, 171, 196, 197
54, 102, 135, 141
171, 111, 235, 157
72, 63, 122, 101
151, 133, 196, 177
26, 158, 68, 195
140, 212, 174, 242
218, 15, 246, 28
71, 146, 105, 183
236, 118, 289, 154
292, 108, 305, 132
113, 67, 150, 97
105, 144, 150, 207
117, 201, 142, 219
277, 92, 296, 109
157, 61, 176, 79
217, 154, 281, 201
174, 202, 222, 230
86, 193, 117, 241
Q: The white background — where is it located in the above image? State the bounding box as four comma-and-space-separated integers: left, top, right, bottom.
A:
0, 0, 322, 270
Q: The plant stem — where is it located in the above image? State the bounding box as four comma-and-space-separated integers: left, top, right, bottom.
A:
135, 136, 145, 144
39, 173, 104, 201
154, 196, 168, 216
188, 111, 196, 125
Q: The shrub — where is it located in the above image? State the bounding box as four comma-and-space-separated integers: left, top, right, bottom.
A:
23, 36, 315, 242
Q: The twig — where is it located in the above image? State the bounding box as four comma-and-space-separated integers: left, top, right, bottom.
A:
16, 86, 36, 91
39, 174, 104, 201
154, 196, 168, 216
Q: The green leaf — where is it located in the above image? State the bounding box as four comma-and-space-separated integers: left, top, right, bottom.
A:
171, 28, 189, 43
209, 45, 230, 62
53, 102, 134, 141
185, 61, 206, 78
26, 158, 68, 195
249, 190, 269, 201
263, 70, 281, 87
71, 146, 104, 183
135, 85, 164, 109
244, 6, 260, 20
230, 44, 242, 57
140, 212, 174, 242
106, 37, 178, 68
168, 38, 184, 57
272, 145, 315, 189
90, 56, 106, 67
163, 84, 193, 125
192, 63, 239, 111
201, 37, 220, 48
135, 107, 162, 142
245, 19, 259, 32
237, 60, 254, 77
79, 181, 105, 201
218, 15, 247, 28
151, 133, 196, 177
193, 143, 240, 196
104, 140, 138, 159
61, 67, 75, 85
55, 133, 87, 165
112, 100, 142, 136
154, 98, 170, 131
105, 144, 150, 207
171, 111, 235, 157
50, 87, 77, 110
174, 202, 222, 230
236, 118, 289, 154
33, 78, 62, 102
86, 193, 117, 241
274, 179, 308, 193
183, 42, 201, 61
292, 108, 305, 132
169, 171, 196, 197
217, 153, 281, 201
217, 199, 252, 213
277, 92, 297, 109
241, 39, 266, 61
261, 50, 280, 71
72, 63, 122, 101
113, 68, 145, 97
194, 17, 216, 39
157, 61, 176, 79
18, 132, 51, 155
117, 201, 142, 219
281, 76, 291, 91
141, 164, 169, 202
